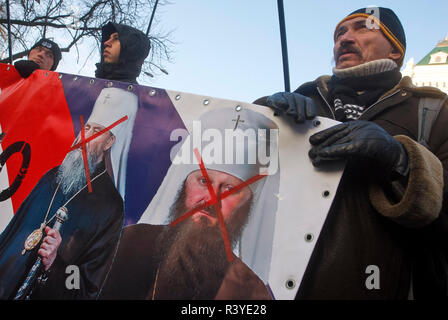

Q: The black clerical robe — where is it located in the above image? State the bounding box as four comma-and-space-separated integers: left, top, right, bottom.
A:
0, 162, 123, 299
98, 224, 271, 300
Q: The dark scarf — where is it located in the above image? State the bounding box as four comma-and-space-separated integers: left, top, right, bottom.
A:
327, 68, 402, 122
94, 62, 140, 84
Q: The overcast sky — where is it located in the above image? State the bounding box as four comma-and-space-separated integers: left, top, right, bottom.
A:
57, 0, 448, 104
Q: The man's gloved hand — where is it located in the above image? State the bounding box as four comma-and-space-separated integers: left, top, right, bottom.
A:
13, 60, 40, 78
309, 121, 409, 179
266, 92, 316, 123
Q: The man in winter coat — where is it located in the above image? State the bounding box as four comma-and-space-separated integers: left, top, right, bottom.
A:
255, 7, 447, 299
94, 22, 151, 84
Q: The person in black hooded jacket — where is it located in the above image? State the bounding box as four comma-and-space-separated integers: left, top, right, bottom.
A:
95, 22, 150, 84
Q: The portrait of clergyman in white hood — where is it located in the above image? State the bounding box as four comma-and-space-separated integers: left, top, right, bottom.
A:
99, 107, 280, 300
79, 87, 138, 200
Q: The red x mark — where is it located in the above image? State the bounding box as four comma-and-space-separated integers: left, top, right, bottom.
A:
71, 115, 128, 193
170, 148, 267, 262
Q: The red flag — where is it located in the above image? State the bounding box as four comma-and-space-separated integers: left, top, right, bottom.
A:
0, 64, 75, 213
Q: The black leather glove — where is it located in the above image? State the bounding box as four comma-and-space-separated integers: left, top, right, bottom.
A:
266, 92, 316, 123
309, 121, 409, 179
14, 60, 40, 78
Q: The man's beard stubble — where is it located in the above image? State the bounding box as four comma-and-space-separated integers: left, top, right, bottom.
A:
152, 181, 253, 299
56, 149, 100, 196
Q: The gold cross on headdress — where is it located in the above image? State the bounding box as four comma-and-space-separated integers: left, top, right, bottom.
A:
103, 93, 111, 104
232, 115, 245, 131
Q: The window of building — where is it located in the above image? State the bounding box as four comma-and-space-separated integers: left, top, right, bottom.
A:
429, 52, 448, 64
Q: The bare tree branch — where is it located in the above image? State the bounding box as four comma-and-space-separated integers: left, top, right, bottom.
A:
0, 19, 100, 30
0, 0, 174, 80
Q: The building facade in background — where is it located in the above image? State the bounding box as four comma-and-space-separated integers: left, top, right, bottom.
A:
402, 35, 448, 94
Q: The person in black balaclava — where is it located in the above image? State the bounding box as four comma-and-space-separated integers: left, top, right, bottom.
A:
95, 22, 151, 84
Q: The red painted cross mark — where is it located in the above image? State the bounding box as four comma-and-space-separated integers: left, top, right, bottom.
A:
170, 148, 267, 262
71, 115, 128, 193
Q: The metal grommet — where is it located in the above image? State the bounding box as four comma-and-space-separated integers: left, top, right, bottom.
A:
304, 233, 314, 242
285, 279, 296, 290
203, 99, 210, 106
313, 119, 321, 127
58, 74, 63, 79
235, 105, 242, 112
6, 66, 10, 71
107, 81, 113, 87
401, 92, 407, 97
322, 190, 330, 198
175, 94, 181, 101
149, 89, 156, 96
90, 79, 95, 85
73, 76, 78, 81
128, 85, 133, 91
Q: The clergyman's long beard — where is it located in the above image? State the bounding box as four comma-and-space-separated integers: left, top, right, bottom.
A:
152, 183, 252, 299
56, 149, 99, 196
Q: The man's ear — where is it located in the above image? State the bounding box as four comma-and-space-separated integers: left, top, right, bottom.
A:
388, 47, 402, 63
103, 134, 116, 152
